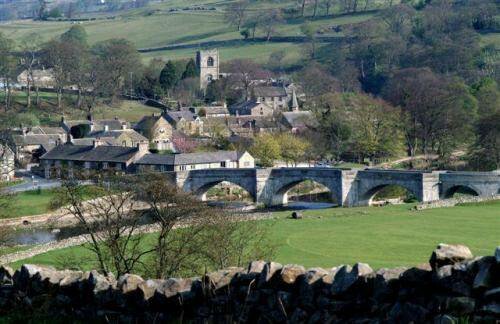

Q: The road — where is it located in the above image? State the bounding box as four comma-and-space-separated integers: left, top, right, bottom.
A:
6, 172, 61, 193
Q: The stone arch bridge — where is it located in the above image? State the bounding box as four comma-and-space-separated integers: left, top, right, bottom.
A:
174, 168, 500, 207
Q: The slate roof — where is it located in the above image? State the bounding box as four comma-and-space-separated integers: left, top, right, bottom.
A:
229, 100, 272, 116
41, 144, 140, 163
136, 151, 244, 166
28, 126, 66, 135
165, 110, 199, 123
253, 86, 287, 98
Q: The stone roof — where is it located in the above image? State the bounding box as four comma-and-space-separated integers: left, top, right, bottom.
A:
41, 144, 140, 163
134, 115, 167, 131
28, 126, 66, 135
136, 150, 245, 166
253, 86, 287, 98
71, 138, 119, 146
12, 134, 62, 151
88, 129, 148, 142
63, 119, 128, 132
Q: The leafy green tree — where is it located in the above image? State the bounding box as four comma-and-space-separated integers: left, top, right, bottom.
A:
61, 25, 88, 46
276, 133, 310, 166
468, 111, 500, 171
250, 133, 281, 167
182, 58, 198, 79
159, 61, 179, 94
471, 78, 500, 117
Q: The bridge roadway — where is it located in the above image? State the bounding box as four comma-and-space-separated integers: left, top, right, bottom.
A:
173, 168, 500, 207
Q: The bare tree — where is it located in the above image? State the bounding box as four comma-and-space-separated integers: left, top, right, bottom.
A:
19, 34, 42, 108
0, 33, 16, 112
224, 0, 249, 31
258, 9, 284, 41
54, 174, 151, 277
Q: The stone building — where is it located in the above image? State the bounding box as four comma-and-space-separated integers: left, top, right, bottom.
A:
40, 141, 150, 178
164, 110, 204, 135
134, 114, 174, 151
10, 126, 66, 164
135, 150, 254, 172
229, 100, 274, 117
252, 86, 288, 110
197, 49, 220, 90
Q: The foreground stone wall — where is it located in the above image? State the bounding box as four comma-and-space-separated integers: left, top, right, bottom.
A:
0, 244, 498, 322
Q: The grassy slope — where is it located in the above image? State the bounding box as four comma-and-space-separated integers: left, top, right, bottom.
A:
9, 201, 500, 271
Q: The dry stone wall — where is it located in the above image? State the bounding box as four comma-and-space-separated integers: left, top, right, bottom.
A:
0, 244, 499, 322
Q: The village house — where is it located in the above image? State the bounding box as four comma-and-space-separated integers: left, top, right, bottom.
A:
252, 86, 288, 110
61, 115, 130, 134
10, 126, 66, 164
135, 150, 254, 172
40, 140, 150, 178
17, 69, 55, 88
164, 110, 204, 135
229, 100, 274, 117
0, 145, 15, 181
88, 127, 149, 148
133, 113, 173, 151
193, 105, 230, 118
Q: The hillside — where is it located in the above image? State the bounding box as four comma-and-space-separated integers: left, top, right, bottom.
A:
0, 0, 377, 65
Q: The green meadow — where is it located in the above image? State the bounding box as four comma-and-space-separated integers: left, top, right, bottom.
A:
10, 201, 500, 272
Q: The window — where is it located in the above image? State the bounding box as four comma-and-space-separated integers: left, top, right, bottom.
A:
190, 165, 196, 170
207, 74, 213, 81
221, 161, 227, 168
179, 165, 187, 171
207, 57, 214, 67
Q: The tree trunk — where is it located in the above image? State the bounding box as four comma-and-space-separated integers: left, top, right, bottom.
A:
3, 83, 7, 112
35, 86, 40, 107
77, 88, 82, 109
301, 0, 306, 17
313, 0, 319, 17
26, 80, 31, 108
57, 88, 62, 109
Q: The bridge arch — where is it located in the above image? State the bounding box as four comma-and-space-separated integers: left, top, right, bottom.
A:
194, 180, 255, 202
361, 184, 419, 206
444, 185, 480, 199
271, 177, 341, 206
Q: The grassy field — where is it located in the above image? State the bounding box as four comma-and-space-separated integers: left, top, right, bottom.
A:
6, 189, 58, 218
1, 90, 162, 124
1, 186, 105, 218
9, 201, 500, 272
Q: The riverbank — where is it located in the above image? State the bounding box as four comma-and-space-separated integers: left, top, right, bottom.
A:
5, 201, 500, 272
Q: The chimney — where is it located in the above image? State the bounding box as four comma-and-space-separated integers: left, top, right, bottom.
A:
66, 132, 73, 144
104, 124, 109, 132
121, 122, 127, 130
90, 122, 95, 132
93, 138, 102, 148
87, 113, 93, 122
60, 115, 65, 124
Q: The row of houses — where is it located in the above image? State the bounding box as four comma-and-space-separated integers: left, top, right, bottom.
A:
41, 139, 254, 178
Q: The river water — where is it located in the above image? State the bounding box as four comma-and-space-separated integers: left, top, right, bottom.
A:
6, 201, 336, 246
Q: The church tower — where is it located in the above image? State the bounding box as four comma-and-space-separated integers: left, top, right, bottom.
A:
197, 49, 219, 91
